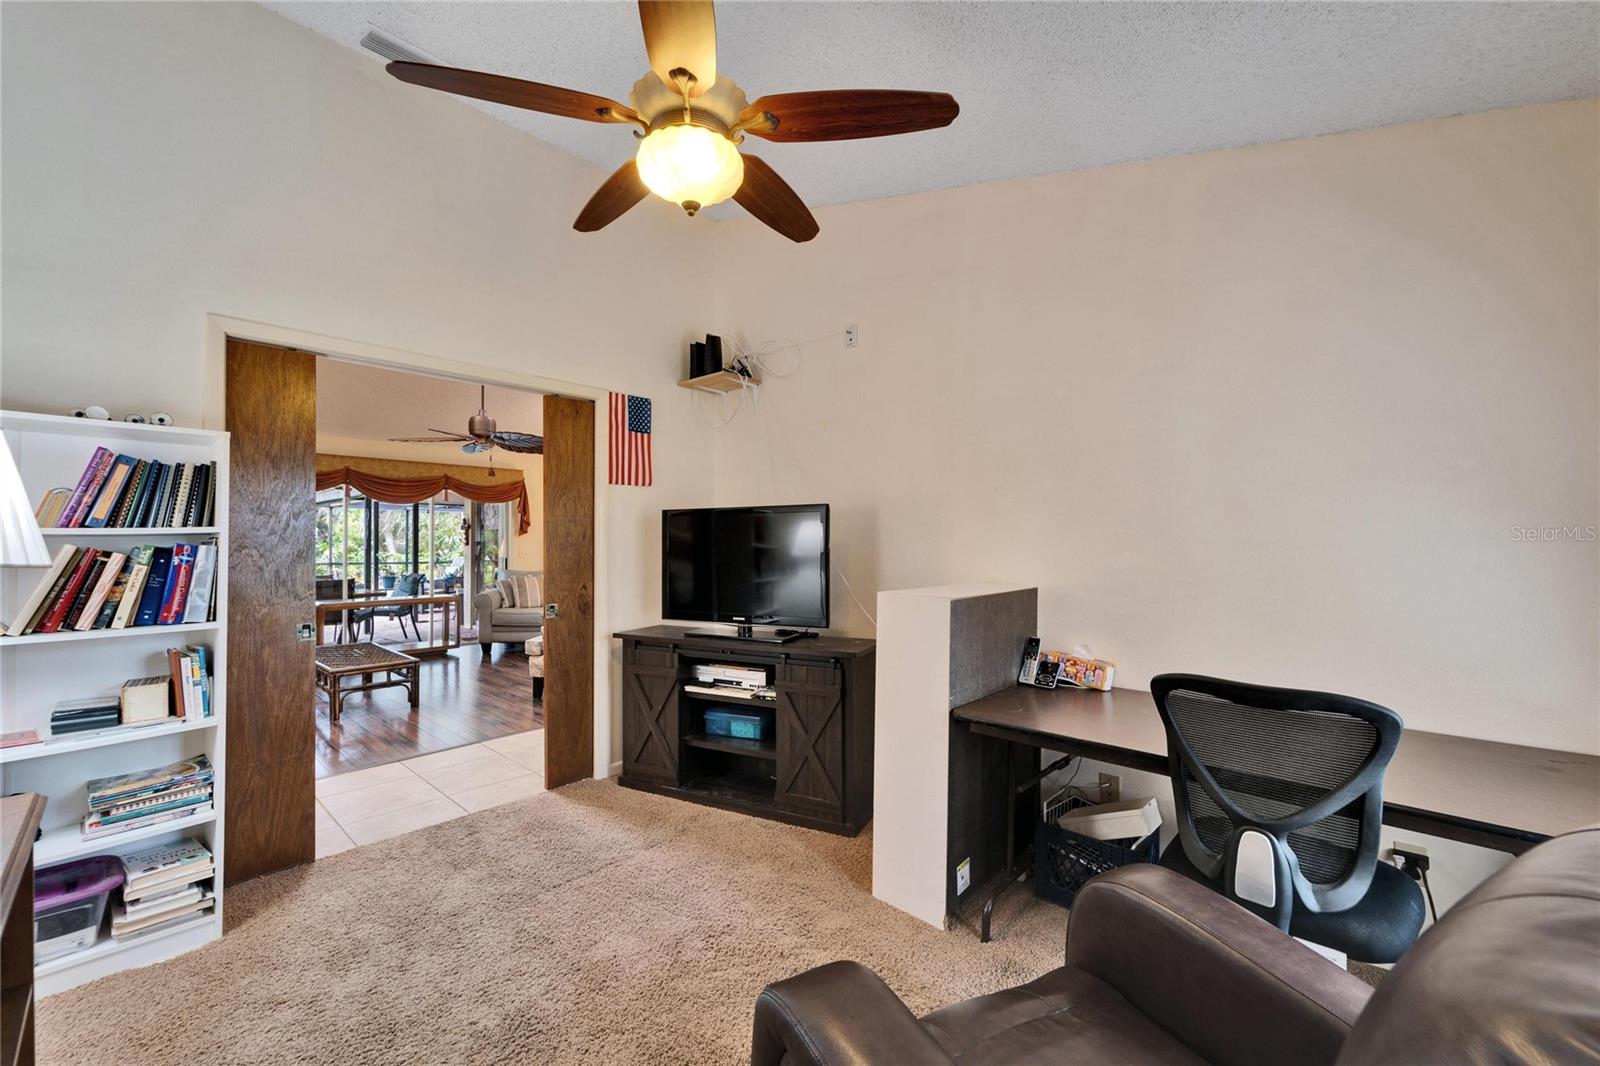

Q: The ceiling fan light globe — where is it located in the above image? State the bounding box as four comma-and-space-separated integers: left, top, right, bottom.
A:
635, 125, 743, 214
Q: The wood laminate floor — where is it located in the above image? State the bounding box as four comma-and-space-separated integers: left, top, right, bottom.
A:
315, 644, 541, 779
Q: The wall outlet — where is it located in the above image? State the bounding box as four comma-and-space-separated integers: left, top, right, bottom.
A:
955, 857, 971, 895
1097, 773, 1121, 803
1390, 842, 1429, 864
844, 325, 858, 349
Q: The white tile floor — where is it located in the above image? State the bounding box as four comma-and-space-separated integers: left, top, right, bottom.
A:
314, 729, 546, 858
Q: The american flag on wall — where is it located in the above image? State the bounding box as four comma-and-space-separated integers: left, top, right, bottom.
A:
608, 392, 653, 486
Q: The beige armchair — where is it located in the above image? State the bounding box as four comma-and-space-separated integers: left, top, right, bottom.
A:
473, 569, 544, 659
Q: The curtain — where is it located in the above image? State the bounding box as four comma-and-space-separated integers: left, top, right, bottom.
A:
315, 453, 531, 535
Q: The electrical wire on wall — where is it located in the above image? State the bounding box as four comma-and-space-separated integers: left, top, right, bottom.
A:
689, 329, 877, 629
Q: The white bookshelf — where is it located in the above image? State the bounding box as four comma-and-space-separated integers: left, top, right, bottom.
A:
0, 409, 228, 997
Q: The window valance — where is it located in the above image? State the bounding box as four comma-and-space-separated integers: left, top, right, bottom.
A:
314, 453, 530, 535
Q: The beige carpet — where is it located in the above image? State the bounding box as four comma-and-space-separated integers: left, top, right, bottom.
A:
39, 779, 1064, 1066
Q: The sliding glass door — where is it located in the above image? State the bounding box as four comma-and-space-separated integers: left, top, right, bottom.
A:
312, 488, 476, 594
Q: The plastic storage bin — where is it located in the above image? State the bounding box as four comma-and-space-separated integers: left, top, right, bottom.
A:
1033, 821, 1159, 908
703, 708, 770, 741
35, 855, 124, 962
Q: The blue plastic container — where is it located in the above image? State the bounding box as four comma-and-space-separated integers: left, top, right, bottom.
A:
703, 708, 769, 741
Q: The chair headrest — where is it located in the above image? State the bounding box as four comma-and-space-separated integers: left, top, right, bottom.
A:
1335, 827, 1600, 1064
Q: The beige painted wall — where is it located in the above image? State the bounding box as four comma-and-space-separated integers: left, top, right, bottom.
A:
0, 1, 717, 767
711, 99, 1600, 754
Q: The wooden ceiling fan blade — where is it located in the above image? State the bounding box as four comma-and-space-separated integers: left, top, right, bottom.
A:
638, 1, 717, 95
387, 61, 638, 124
739, 90, 959, 142
490, 432, 545, 454
574, 160, 650, 232
388, 433, 473, 443
733, 154, 819, 243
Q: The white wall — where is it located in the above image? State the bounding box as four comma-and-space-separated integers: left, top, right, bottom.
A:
0, 1, 721, 764
711, 99, 1600, 756
3, 5, 1593, 763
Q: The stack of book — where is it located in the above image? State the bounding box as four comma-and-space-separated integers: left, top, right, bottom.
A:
111, 838, 216, 941
81, 755, 214, 841
35, 448, 217, 530
0, 540, 218, 636
50, 698, 123, 736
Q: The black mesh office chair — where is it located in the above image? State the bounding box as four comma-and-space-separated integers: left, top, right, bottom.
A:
1151, 674, 1425, 963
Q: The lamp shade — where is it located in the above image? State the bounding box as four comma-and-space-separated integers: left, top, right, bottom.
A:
635, 125, 744, 215
0, 437, 49, 566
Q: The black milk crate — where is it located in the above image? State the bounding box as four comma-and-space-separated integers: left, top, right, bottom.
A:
1033, 819, 1160, 908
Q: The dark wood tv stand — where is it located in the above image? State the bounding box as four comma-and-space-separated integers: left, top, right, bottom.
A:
614, 626, 876, 836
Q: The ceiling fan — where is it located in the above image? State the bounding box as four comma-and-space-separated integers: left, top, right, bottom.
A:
384, 1, 959, 242
388, 385, 543, 468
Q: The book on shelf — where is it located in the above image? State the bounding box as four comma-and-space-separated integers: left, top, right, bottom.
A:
111, 545, 155, 629
182, 544, 218, 623
0, 730, 40, 749
37, 447, 217, 530
119, 838, 213, 902
83, 454, 136, 527
111, 890, 215, 940
81, 754, 214, 841
93, 549, 141, 629
3, 539, 218, 639
86, 754, 214, 809
132, 546, 173, 626
157, 543, 195, 624
33, 487, 72, 527
36, 548, 101, 633
81, 801, 213, 841
120, 676, 171, 725
164, 645, 213, 719
2, 544, 75, 634
59, 447, 112, 528
73, 550, 127, 631
61, 554, 109, 630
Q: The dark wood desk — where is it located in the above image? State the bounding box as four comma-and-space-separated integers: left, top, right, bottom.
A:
954, 684, 1600, 942
955, 684, 1600, 853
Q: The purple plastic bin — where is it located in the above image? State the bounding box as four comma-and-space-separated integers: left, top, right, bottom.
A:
35, 855, 124, 962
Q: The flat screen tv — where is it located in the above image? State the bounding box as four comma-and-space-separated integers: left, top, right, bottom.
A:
662, 504, 830, 635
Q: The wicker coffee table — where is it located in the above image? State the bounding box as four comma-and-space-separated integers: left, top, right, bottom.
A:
314, 641, 420, 722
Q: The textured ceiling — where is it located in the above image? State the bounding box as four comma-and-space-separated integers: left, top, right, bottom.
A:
263, 1, 1599, 208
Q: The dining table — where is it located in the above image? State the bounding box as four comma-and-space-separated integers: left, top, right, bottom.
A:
314, 592, 463, 657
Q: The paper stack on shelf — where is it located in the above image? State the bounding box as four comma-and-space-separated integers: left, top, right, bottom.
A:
81, 755, 214, 841
111, 838, 216, 940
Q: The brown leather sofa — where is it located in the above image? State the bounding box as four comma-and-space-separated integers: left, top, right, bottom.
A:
752, 827, 1599, 1065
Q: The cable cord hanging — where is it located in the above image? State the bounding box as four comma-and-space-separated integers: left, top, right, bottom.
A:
693, 328, 877, 630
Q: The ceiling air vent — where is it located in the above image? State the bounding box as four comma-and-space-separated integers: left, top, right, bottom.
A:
358, 27, 436, 66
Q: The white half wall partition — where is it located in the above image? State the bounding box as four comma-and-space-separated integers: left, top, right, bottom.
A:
873, 584, 1038, 928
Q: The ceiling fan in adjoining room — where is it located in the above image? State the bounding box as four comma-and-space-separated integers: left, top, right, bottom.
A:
388, 385, 542, 476
383, 1, 960, 242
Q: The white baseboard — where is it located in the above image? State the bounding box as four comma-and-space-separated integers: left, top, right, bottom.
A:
607, 760, 622, 779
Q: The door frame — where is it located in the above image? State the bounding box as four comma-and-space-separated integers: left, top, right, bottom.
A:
202, 314, 614, 780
